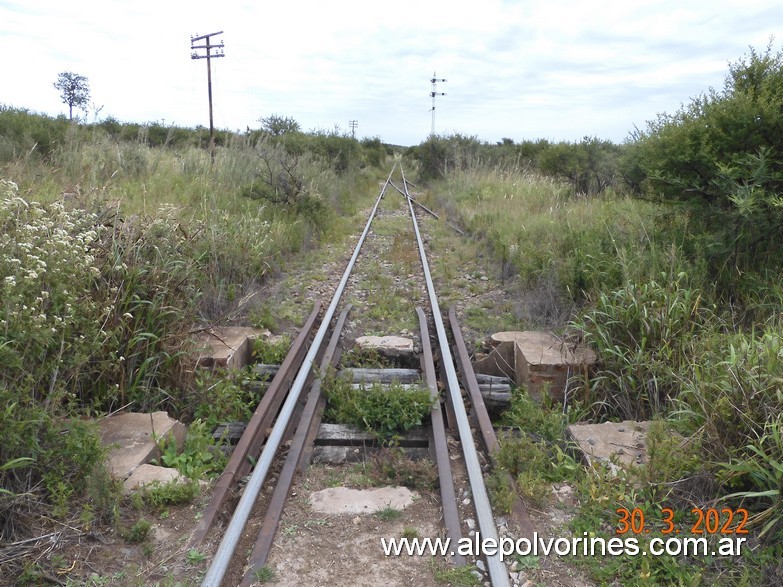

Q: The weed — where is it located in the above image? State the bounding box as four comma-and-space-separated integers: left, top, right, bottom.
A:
370, 447, 438, 490
402, 527, 419, 539
186, 548, 206, 564
430, 559, 480, 586
141, 480, 199, 511
376, 505, 402, 522
485, 469, 514, 514
154, 419, 226, 480
721, 416, 783, 542
253, 565, 276, 583
323, 376, 434, 440
122, 518, 151, 543
252, 334, 291, 364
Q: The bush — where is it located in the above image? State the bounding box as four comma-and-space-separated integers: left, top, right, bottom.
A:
630, 43, 783, 281
323, 376, 434, 440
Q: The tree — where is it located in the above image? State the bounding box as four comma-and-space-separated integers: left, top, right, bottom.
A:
53, 72, 90, 121
538, 137, 620, 195
259, 114, 301, 136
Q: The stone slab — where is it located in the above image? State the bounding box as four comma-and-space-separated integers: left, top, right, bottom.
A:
193, 326, 268, 370
309, 486, 417, 514
567, 420, 651, 471
98, 411, 186, 480
123, 463, 184, 493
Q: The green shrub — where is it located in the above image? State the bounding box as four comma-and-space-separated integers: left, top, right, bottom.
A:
154, 419, 227, 480
122, 518, 151, 543
323, 376, 434, 440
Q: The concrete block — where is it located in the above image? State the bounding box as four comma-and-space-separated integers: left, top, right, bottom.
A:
567, 420, 651, 471
355, 335, 416, 360
98, 411, 186, 480
309, 486, 417, 514
123, 463, 184, 493
193, 326, 268, 370
513, 331, 596, 402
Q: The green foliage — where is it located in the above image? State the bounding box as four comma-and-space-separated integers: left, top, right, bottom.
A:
253, 565, 276, 583
259, 114, 301, 136
538, 136, 621, 195
402, 526, 419, 539
721, 417, 783, 542
375, 505, 402, 522
485, 468, 515, 514
370, 447, 438, 490
154, 419, 227, 480
323, 376, 434, 440
122, 518, 151, 543
412, 133, 482, 181
53, 71, 90, 121
677, 326, 783, 459
252, 335, 291, 364
631, 42, 783, 278
574, 271, 713, 419
431, 560, 481, 586
500, 388, 571, 443
496, 389, 581, 506
0, 106, 70, 160
186, 548, 207, 564
141, 480, 199, 511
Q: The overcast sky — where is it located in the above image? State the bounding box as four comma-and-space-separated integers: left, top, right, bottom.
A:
1, 0, 778, 146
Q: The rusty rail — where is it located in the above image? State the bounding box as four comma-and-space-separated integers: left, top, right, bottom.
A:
189, 302, 322, 548
448, 306, 535, 539
416, 306, 465, 566
240, 307, 351, 586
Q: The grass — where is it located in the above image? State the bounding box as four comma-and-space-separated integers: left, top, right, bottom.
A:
423, 162, 783, 585
375, 505, 402, 522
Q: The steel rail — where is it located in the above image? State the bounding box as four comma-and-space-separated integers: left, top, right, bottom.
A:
416, 306, 465, 566
189, 302, 322, 548
201, 164, 398, 587
240, 306, 351, 586
401, 167, 511, 587
448, 306, 535, 539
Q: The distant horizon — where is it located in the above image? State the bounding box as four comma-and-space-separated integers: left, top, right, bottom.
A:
2, 1, 778, 147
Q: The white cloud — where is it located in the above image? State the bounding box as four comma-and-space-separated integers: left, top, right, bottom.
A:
1, 0, 779, 145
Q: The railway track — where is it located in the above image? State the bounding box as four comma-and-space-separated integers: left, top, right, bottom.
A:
190, 163, 531, 587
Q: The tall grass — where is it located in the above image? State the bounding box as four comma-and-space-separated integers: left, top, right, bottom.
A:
0, 118, 382, 533
426, 162, 783, 546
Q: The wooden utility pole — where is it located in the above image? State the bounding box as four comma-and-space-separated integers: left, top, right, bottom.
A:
349, 120, 358, 139
191, 31, 225, 163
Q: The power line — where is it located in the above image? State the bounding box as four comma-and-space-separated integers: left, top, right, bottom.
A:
430, 71, 446, 136
349, 120, 358, 139
191, 30, 225, 163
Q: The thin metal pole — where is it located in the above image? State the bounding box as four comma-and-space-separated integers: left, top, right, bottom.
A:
401, 168, 510, 587
201, 164, 397, 587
